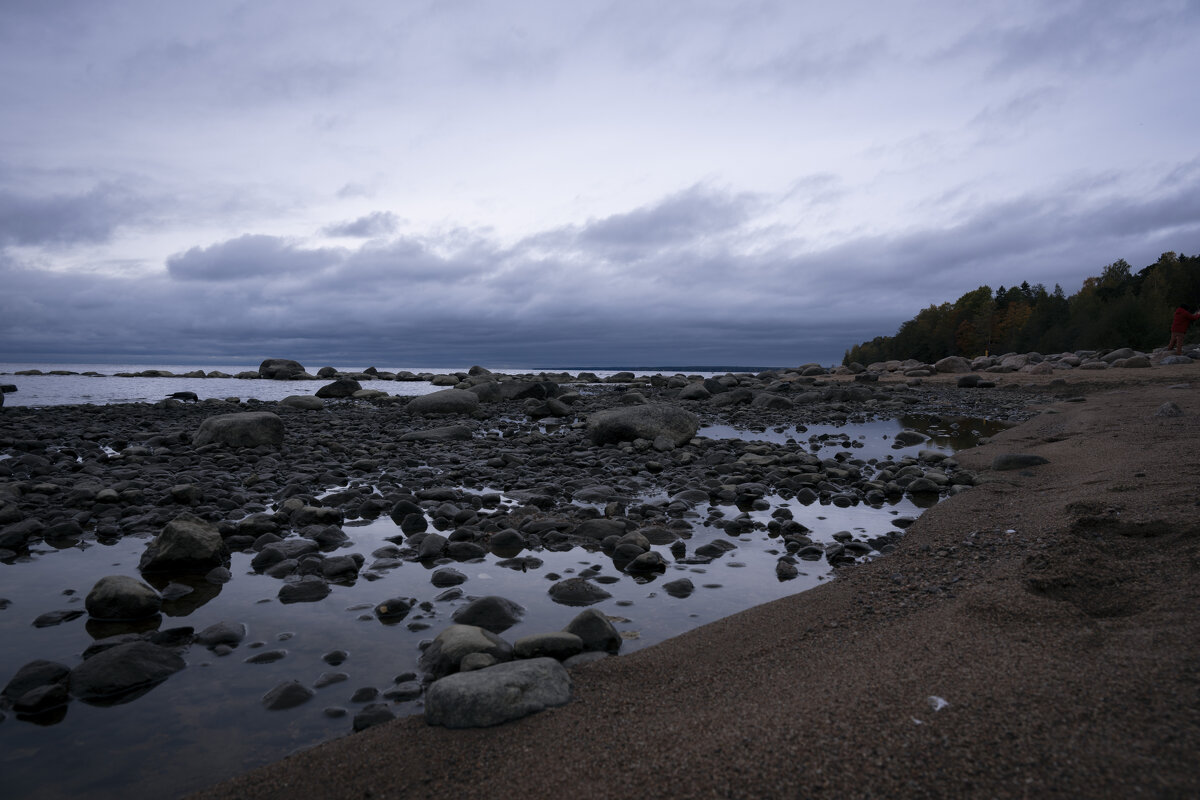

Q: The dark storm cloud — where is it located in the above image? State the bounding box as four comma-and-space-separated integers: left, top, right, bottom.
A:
166, 234, 340, 282
3, 171, 1199, 366
322, 211, 401, 238
0, 183, 147, 246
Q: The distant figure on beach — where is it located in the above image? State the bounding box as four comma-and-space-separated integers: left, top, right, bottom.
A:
1169, 304, 1200, 356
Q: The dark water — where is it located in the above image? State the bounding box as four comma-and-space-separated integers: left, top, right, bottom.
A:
0, 416, 995, 800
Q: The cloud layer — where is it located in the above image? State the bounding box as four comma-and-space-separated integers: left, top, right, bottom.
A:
1, 1, 1198, 367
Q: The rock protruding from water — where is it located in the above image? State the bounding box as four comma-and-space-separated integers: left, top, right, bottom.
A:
562, 608, 622, 653
139, 514, 229, 573
259, 359, 308, 380
450, 596, 525, 633
69, 641, 185, 702
424, 657, 572, 729
85, 575, 163, 620
419, 624, 514, 679
548, 578, 612, 607
192, 411, 284, 448
315, 378, 361, 398
586, 404, 699, 448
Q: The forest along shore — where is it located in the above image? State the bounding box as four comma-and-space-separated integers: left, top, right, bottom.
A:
187, 367, 1200, 800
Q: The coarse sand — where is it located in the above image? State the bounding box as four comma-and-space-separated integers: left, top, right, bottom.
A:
189, 372, 1200, 799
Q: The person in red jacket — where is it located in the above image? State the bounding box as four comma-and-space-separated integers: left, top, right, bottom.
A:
1169, 304, 1200, 355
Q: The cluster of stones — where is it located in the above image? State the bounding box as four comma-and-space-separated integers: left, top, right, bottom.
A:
1, 359, 1051, 730
847, 345, 1197, 379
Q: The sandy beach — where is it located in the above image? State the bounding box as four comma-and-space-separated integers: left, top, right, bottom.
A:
182, 369, 1200, 799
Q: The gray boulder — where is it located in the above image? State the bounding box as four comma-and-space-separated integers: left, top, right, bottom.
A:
399, 425, 473, 442
139, 514, 228, 573
677, 382, 711, 401
424, 657, 572, 729
69, 641, 185, 701
196, 621, 247, 648
278, 575, 331, 604
259, 359, 307, 379
3, 660, 71, 701
587, 404, 699, 447
451, 595, 525, 633
548, 578, 612, 607
934, 356, 972, 373
513, 632, 584, 661
85, 576, 162, 620
315, 378, 362, 398
192, 411, 284, 448
418, 624, 514, 679
406, 389, 480, 415
262, 680, 314, 710
563, 608, 622, 653
280, 395, 325, 410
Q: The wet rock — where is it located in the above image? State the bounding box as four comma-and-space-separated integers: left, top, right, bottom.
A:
893, 430, 926, 447
139, 513, 228, 573
316, 378, 362, 398
192, 411, 284, 448
33, 609, 84, 627
625, 550, 668, 573
513, 632, 584, 661
353, 703, 395, 731
69, 641, 185, 701
572, 519, 626, 540
321, 554, 363, 582
663, 578, 695, 598
278, 575, 331, 604
85, 575, 163, 621
262, 680, 314, 710
425, 657, 572, 729
196, 621, 247, 648
418, 624, 514, 679
244, 649, 287, 664
259, 359, 308, 380
13, 682, 70, 714
549, 578, 612, 607
3, 660, 71, 702
374, 597, 416, 622
775, 560, 799, 580
586, 404, 699, 448
451, 595, 525, 633
0, 518, 43, 550
431, 568, 467, 587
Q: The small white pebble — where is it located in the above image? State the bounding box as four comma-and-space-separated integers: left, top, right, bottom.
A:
928, 695, 950, 711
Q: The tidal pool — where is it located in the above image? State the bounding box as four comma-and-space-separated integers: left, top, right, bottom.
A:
0, 416, 990, 800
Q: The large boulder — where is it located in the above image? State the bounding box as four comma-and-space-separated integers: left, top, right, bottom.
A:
587, 404, 698, 447
315, 378, 362, 398
934, 356, 972, 373
424, 657, 572, 729
418, 624, 514, 679
562, 608, 622, 653
407, 389, 481, 415
85, 576, 163, 620
280, 395, 325, 410
450, 596, 525, 633
139, 513, 228, 573
548, 578, 612, 607
69, 641, 185, 701
258, 359, 307, 379
3, 660, 71, 702
192, 412, 284, 448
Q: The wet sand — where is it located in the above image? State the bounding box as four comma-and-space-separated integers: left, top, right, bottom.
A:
189, 370, 1200, 799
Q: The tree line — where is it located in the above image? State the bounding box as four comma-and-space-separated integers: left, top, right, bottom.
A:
843, 251, 1200, 365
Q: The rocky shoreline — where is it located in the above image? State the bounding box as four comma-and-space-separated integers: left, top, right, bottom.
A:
179, 364, 1199, 799
3, 357, 1198, 797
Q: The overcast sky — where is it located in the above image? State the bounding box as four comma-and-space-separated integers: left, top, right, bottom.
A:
2, 1, 1198, 368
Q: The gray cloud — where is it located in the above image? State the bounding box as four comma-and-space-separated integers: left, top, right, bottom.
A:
166, 234, 340, 282
0, 183, 147, 246
5, 173, 1198, 367
322, 211, 401, 238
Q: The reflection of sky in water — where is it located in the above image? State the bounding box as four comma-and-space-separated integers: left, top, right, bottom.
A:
0, 415, 986, 799
700, 414, 1007, 460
